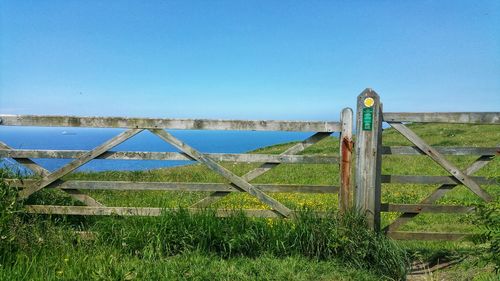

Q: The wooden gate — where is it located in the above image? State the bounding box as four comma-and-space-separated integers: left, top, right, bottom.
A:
0, 111, 353, 218
354, 88, 499, 239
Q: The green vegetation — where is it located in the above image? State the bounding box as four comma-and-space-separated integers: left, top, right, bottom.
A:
2, 193, 404, 280
2, 249, 383, 281
0, 123, 499, 280
471, 201, 500, 273
93, 209, 408, 278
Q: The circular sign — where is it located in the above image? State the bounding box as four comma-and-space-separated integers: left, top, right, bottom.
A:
364, 97, 375, 107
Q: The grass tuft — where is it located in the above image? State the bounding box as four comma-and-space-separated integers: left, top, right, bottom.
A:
93, 208, 410, 279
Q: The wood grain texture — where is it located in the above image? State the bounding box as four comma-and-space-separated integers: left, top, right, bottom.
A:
0, 149, 338, 164
23, 205, 266, 217
383, 112, 500, 124
339, 107, 353, 212
9, 180, 339, 193
0, 114, 340, 132
381, 146, 499, 156
381, 175, 496, 185
355, 89, 382, 231
381, 203, 475, 213
387, 231, 468, 240
25, 205, 330, 218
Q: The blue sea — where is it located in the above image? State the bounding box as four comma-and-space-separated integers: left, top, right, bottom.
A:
0, 127, 329, 172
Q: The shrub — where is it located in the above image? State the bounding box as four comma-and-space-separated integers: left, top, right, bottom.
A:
471, 201, 500, 273
0, 169, 26, 258
0, 170, 77, 264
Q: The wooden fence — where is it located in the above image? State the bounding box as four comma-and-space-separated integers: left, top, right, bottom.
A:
1, 90, 498, 240
355, 88, 499, 240
0, 110, 353, 218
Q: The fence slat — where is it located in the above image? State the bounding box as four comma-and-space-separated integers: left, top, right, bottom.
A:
381, 175, 496, 185
8, 180, 339, 193
0, 114, 341, 132
0, 149, 338, 164
25, 205, 277, 217
381, 203, 475, 213
381, 146, 499, 156
383, 112, 500, 124
387, 231, 468, 240
25, 205, 329, 218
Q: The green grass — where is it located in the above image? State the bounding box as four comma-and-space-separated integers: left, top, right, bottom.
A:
2, 249, 382, 281
1, 201, 408, 280
1, 123, 499, 280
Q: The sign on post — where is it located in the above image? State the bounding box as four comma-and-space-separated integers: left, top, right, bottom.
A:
362, 107, 373, 131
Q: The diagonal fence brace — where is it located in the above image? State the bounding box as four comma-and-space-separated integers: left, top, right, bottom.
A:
384, 155, 494, 232
190, 132, 332, 208
388, 122, 492, 202
0, 141, 103, 206
149, 129, 293, 217
18, 129, 142, 199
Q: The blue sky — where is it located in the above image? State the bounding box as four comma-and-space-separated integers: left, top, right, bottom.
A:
1, 1, 499, 121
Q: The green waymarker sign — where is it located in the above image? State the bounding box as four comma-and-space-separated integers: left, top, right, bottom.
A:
362, 107, 373, 131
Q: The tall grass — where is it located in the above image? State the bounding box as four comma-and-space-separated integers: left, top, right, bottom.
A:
0, 169, 22, 259
94, 208, 409, 279
0, 170, 80, 268
1, 249, 383, 281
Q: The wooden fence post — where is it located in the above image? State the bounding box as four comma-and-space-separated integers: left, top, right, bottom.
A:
355, 89, 382, 231
339, 107, 353, 213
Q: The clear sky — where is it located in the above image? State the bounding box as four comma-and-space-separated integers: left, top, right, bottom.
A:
1, 1, 499, 121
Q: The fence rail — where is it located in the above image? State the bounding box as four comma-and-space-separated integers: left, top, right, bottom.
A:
0, 149, 339, 164
381, 146, 499, 156
0, 114, 341, 132
7, 179, 339, 193
383, 112, 500, 124
25, 205, 316, 218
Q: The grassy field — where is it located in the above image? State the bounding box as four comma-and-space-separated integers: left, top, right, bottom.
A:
1, 123, 499, 280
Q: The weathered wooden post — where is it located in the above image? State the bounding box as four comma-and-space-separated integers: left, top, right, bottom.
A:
355, 89, 382, 231
339, 107, 353, 213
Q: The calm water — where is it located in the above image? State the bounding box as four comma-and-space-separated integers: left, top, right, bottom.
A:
0, 127, 328, 172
